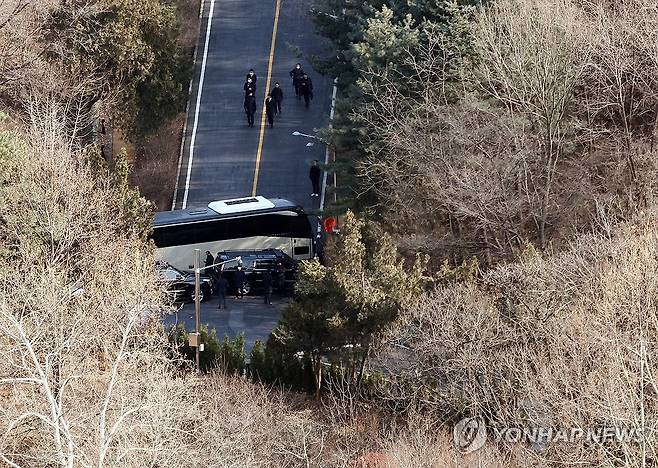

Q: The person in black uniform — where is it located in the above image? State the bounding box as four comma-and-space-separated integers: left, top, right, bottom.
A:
244, 77, 256, 96
289, 63, 305, 97
246, 69, 257, 86
298, 73, 313, 108
204, 251, 214, 269
265, 93, 275, 128
263, 269, 273, 305
234, 266, 246, 299
215, 273, 228, 309
244, 92, 257, 127
270, 82, 283, 114
275, 262, 285, 292
309, 160, 321, 197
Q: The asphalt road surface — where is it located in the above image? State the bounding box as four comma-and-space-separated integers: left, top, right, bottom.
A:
173, 0, 335, 212
166, 0, 334, 347
162, 295, 287, 357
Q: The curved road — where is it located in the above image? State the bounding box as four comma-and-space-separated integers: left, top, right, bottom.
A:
172, 0, 334, 211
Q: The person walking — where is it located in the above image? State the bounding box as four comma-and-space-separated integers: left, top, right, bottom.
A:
215, 273, 228, 309
289, 63, 305, 97
270, 82, 283, 114
246, 69, 257, 86
309, 160, 321, 197
265, 93, 275, 128
263, 269, 273, 305
234, 266, 246, 299
244, 93, 257, 127
244, 77, 256, 96
298, 73, 313, 108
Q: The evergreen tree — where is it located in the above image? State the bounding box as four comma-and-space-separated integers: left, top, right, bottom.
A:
44, 0, 192, 136
310, 0, 479, 212
273, 211, 427, 398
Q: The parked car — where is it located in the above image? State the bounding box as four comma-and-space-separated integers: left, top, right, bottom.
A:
216, 249, 298, 295
155, 262, 213, 303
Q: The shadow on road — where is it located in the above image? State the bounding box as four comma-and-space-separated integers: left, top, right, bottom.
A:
162, 294, 287, 355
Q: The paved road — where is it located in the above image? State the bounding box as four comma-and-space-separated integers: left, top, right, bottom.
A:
173, 0, 334, 211
163, 295, 286, 356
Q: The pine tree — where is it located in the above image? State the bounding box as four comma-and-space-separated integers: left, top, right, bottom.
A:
273, 211, 427, 398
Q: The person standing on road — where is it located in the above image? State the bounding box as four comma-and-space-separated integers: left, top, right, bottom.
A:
244, 92, 257, 127
263, 269, 273, 305
270, 82, 283, 114
244, 77, 256, 96
246, 69, 257, 87
309, 160, 321, 197
216, 273, 228, 309
265, 93, 275, 128
275, 262, 285, 292
289, 63, 305, 97
234, 266, 246, 299
204, 251, 214, 269
298, 73, 313, 108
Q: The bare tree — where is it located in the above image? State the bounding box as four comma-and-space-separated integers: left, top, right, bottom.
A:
475, 0, 591, 249
0, 104, 195, 467
384, 216, 658, 466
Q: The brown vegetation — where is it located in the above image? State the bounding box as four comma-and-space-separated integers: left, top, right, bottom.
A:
128, 0, 201, 211
0, 105, 503, 466
3, 0, 658, 466
357, 0, 658, 264
385, 214, 658, 466
129, 114, 187, 209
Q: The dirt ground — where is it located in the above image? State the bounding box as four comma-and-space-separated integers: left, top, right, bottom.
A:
124, 0, 201, 211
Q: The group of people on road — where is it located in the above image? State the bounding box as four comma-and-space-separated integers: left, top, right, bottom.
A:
204, 251, 287, 309
242, 63, 314, 128
243, 69, 259, 127
289, 63, 314, 108
242, 64, 323, 199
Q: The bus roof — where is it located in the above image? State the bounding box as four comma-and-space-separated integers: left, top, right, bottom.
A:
153, 197, 303, 227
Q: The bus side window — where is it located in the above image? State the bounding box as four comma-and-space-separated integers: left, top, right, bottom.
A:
193, 220, 227, 244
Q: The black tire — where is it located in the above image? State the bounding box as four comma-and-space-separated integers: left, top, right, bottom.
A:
191, 287, 207, 303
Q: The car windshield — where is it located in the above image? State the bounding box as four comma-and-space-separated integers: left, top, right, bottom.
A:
157, 266, 183, 281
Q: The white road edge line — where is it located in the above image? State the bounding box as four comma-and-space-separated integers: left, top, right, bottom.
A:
181, 0, 216, 210
172, 0, 206, 211
319, 78, 338, 212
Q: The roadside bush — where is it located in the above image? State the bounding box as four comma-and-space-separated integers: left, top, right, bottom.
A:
0, 107, 193, 466
249, 337, 314, 392
168, 323, 246, 374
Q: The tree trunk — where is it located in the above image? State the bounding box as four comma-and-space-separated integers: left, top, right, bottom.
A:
356, 342, 371, 388
483, 225, 492, 267
312, 357, 322, 400
651, 102, 658, 154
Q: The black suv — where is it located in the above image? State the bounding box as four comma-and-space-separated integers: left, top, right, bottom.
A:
155, 262, 213, 303
216, 249, 298, 295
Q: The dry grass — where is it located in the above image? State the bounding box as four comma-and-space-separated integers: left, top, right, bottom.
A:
128, 114, 185, 210
357, 0, 658, 264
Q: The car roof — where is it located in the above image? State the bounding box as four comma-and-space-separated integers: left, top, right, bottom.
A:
155, 262, 211, 277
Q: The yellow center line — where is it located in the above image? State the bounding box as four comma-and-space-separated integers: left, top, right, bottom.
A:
252, 0, 282, 197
